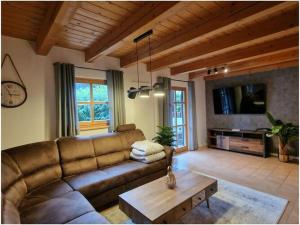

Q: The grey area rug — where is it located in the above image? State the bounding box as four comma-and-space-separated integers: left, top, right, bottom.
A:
100, 175, 288, 224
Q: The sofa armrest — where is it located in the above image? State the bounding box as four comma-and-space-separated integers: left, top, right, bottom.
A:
163, 146, 174, 166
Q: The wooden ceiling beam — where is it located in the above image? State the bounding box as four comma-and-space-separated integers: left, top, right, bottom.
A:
36, 2, 78, 55
171, 34, 299, 75
120, 1, 295, 68
148, 8, 299, 71
85, 2, 186, 62
202, 60, 299, 81
189, 47, 299, 79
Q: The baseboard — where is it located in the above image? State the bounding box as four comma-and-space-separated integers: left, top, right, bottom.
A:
202, 146, 299, 161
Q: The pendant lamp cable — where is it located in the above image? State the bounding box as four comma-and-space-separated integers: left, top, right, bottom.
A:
148, 35, 156, 134
136, 42, 140, 89
148, 35, 152, 89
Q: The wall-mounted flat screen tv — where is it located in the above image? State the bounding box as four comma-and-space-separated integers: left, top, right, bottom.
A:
213, 83, 266, 114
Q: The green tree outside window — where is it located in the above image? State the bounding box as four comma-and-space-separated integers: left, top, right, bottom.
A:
75, 79, 110, 130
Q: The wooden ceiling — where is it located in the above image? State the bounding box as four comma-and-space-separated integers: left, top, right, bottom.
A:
2, 1, 299, 80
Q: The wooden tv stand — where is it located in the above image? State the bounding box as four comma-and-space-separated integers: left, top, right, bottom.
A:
207, 128, 269, 157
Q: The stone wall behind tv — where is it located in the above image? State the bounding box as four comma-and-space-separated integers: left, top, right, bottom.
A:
205, 66, 299, 156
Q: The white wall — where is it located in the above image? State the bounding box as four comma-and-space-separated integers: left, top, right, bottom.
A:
2, 39, 47, 149
1, 36, 207, 149
1, 36, 119, 149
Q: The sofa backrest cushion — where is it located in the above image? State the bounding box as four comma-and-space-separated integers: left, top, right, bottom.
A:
57, 136, 97, 176
96, 151, 130, 168
92, 129, 146, 168
3, 141, 62, 192
118, 129, 146, 149
116, 124, 136, 132
92, 133, 125, 155
92, 133, 127, 168
1, 152, 27, 207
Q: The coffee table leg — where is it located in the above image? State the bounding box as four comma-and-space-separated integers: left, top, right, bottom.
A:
206, 199, 210, 208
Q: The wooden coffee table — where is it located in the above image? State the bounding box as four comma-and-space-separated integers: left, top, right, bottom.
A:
119, 170, 217, 223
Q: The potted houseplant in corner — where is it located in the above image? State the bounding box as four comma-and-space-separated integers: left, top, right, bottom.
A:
153, 126, 175, 147
266, 112, 299, 162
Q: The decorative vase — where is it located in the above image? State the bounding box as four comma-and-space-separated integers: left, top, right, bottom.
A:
166, 166, 176, 189
278, 139, 289, 163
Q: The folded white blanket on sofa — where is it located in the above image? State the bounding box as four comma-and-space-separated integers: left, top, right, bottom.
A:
132, 147, 162, 156
130, 151, 166, 164
131, 140, 164, 155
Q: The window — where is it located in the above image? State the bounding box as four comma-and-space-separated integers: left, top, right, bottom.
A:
171, 87, 188, 152
75, 78, 110, 130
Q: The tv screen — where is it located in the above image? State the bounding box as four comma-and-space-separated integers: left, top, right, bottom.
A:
213, 83, 266, 114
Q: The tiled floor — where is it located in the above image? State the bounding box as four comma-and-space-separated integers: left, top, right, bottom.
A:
174, 148, 299, 224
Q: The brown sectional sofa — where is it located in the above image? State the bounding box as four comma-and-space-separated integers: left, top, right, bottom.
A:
1, 124, 173, 224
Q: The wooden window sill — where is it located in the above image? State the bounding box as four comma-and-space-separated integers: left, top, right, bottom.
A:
80, 126, 109, 131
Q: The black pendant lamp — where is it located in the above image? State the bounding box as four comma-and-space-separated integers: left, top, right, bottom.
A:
127, 30, 164, 99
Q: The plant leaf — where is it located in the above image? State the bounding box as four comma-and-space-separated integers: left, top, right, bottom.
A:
266, 112, 276, 126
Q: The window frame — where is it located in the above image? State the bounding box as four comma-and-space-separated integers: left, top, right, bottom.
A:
171, 86, 188, 152
75, 78, 110, 131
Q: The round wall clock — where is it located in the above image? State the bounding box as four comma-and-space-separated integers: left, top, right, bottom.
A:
1, 81, 27, 108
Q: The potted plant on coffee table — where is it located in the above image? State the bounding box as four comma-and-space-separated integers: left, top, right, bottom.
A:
153, 126, 176, 186
266, 112, 299, 162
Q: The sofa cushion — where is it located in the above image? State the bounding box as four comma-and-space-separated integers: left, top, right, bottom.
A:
1, 198, 21, 224
118, 129, 146, 149
116, 123, 136, 132
92, 130, 146, 168
57, 136, 98, 176
89, 170, 167, 210
92, 129, 145, 153
64, 159, 167, 198
20, 191, 95, 224
3, 141, 62, 192
102, 159, 167, 182
96, 151, 130, 168
64, 170, 126, 198
66, 211, 109, 224
19, 179, 73, 209
92, 133, 126, 156
1, 152, 27, 207
1, 152, 24, 191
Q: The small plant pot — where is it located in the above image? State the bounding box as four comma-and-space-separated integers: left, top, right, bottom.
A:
278, 141, 289, 163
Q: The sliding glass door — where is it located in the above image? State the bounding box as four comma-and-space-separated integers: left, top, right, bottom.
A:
171, 87, 188, 152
